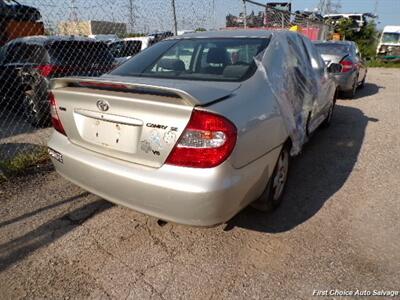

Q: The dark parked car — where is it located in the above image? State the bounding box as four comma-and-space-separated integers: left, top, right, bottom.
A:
0, 0, 41, 22
314, 40, 367, 98
0, 35, 115, 126
107, 39, 143, 66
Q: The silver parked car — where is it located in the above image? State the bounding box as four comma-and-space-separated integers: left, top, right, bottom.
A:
48, 30, 337, 226
314, 40, 367, 98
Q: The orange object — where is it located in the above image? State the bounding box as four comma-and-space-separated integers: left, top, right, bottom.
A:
332, 33, 341, 41
5, 20, 44, 41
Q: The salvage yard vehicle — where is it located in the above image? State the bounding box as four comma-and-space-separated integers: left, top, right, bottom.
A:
376, 25, 400, 62
314, 40, 367, 98
108, 37, 154, 66
48, 30, 337, 226
0, 35, 115, 127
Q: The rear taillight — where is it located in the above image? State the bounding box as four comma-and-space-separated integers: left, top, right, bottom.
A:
34, 64, 56, 77
166, 110, 237, 168
34, 65, 76, 77
49, 92, 66, 135
340, 59, 354, 73
78, 81, 129, 90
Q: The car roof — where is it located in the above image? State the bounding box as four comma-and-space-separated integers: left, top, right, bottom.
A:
383, 26, 400, 33
6, 35, 99, 47
123, 37, 153, 42
314, 40, 355, 46
168, 30, 276, 40
324, 13, 363, 17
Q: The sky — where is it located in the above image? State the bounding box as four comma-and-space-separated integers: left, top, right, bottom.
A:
21, 0, 400, 33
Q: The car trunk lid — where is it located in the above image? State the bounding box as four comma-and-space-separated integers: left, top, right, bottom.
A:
320, 53, 349, 66
50, 77, 239, 168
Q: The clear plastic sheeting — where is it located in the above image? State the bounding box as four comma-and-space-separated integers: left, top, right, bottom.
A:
254, 31, 324, 155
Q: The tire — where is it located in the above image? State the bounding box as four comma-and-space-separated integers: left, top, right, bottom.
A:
251, 144, 290, 212
22, 89, 51, 128
343, 77, 357, 99
358, 75, 366, 89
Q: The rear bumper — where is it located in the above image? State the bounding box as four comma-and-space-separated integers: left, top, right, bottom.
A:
48, 131, 281, 226
333, 72, 357, 91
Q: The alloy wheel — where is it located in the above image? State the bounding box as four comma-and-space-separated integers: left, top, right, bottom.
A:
272, 148, 289, 201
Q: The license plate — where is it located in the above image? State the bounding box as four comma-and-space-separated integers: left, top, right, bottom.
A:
81, 118, 140, 153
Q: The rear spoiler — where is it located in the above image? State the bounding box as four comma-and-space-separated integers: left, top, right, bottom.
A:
50, 77, 198, 106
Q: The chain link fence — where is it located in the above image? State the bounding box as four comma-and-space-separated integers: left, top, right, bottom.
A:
0, 0, 331, 172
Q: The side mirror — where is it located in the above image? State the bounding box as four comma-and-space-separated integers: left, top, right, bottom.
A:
327, 63, 342, 74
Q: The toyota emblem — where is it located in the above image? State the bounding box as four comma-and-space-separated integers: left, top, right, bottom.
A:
96, 99, 110, 112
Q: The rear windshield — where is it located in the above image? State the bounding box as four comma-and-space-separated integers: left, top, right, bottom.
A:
47, 41, 114, 65
382, 33, 400, 44
111, 38, 269, 82
108, 40, 142, 58
314, 43, 350, 55
3, 43, 49, 64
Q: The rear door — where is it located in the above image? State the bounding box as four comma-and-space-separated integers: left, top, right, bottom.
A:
300, 36, 335, 131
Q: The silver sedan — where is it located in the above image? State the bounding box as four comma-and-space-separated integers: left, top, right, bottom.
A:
314, 40, 367, 98
48, 30, 337, 226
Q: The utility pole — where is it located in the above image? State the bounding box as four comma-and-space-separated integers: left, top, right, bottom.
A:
242, 0, 247, 29
318, 0, 326, 14
321, 0, 341, 15
171, 0, 178, 35
127, 0, 137, 34
68, 0, 79, 23
374, 0, 379, 16
212, 0, 216, 30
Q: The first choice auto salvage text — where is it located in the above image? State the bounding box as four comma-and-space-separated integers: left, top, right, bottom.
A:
312, 289, 399, 297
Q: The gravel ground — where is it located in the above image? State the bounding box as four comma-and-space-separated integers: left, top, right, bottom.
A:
0, 110, 52, 161
0, 68, 399, 299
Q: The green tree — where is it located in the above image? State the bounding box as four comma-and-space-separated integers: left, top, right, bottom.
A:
335, 18, 378, 60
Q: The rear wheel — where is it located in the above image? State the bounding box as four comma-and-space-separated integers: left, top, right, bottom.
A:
251, 144, 290, 212
358, 74, 366, 89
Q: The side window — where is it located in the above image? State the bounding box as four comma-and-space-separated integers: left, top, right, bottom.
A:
148, 41, 195, 73
5, 44, 48, 64
286, 36, 310, 69
122, 41, 142, 57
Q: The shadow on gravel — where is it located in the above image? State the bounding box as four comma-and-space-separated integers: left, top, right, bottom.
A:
0, 192, 90, 229
225, 105, 378, 233
354, 83, 384, 100
0, 199, 112, 272
338, 83, 384, 100
0, 110, 38, 140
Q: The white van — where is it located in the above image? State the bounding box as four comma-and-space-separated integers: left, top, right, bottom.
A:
377, 26, 400, 62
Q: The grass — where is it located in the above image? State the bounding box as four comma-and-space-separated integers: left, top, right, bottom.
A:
0, 147, 49, 179
367, 59, 400, 68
